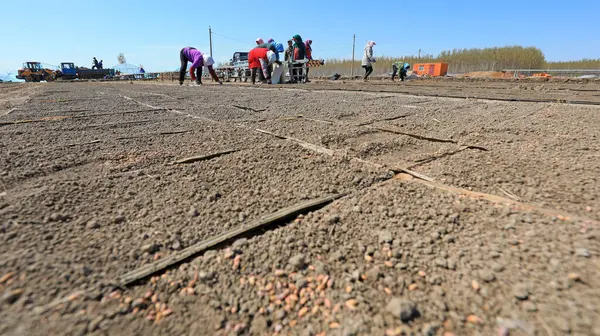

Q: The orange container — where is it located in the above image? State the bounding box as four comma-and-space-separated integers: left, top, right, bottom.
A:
412, 63, 448, 77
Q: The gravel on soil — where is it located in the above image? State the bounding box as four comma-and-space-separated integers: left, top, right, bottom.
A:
1, 81, 599, 335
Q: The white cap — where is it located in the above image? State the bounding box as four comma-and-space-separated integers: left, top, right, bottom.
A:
266, 51, 276, 64
204, 56, 215, 67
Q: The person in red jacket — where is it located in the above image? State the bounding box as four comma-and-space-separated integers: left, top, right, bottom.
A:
248, 48, 277, 84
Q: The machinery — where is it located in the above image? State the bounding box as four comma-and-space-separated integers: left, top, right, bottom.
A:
57, 62, 78, 79
218, 52, 252, 82
16, 62, 56, 82
56, 62, 114, 80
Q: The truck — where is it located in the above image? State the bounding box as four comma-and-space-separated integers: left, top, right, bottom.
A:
56, 62, 114, 80
16, 62, 56, 82
217, 52, 252, 82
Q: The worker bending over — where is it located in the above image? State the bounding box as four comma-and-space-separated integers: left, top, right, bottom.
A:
255, 42, 284, 61
179, 47, 222, 86
248, 48, 277, 84
391, 62, 410, 81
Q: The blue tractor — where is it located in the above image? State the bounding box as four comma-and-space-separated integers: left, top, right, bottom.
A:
58, 62, 78, 80
56, 62, 114, 80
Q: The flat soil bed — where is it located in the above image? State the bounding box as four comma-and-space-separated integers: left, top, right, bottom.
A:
1, 81, 599, 335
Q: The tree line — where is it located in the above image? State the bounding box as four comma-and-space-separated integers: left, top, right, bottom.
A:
309, 46, 600, 76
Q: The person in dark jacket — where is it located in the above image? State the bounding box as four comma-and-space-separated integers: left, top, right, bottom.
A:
98, 60, 103, 69
92, 57, 99, 69
292, 34, 306, 82
391, 62, 410, 81
284, 40, 293, 62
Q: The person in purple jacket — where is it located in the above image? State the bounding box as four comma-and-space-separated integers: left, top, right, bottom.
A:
179, 46, 222, 85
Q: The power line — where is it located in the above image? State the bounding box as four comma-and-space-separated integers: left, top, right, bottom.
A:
211, 31, 254, 45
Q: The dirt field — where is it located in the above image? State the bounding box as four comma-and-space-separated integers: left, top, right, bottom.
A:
1, 80, 599, 336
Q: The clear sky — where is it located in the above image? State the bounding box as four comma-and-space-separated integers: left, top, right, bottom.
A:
1, 0, 598, 79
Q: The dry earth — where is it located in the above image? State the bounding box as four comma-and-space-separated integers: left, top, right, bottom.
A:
1, 80, 599, 336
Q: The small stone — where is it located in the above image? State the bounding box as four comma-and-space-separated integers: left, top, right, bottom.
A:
378, 231, 393, 244
82, 266, 93, 277
113, 215, 126, 224
274, 309, 286, 320
386, 298, 418, 322
249, 316, 268, 334
232, 238, 248, 249
421, 322, 440, 336
141, 243, 159, 254
575, 248, 590, 258
295, 278, 307, 289
86, 220, 100, 229
288, 254, 306, 270
188, 207, 199, 217
88, 316, 104, 332
395, 263, 408, 270
198, 271, 215, 282
443, 235, 455, 243
329, 251, 344, 262
172, 240, 182, 251
522, 302, 537, 312
313, 260, 326, 274
430, 232, 440, 241
513, 285, 529, 300
365, 246, 375, 256
478, 269, 496, 282
490, 263, 505, 272
435, 258, 448, 269
365, 267, 381, 282
325, 214, 340, 224
48, 213, 65, 222
132, 298, 147, 309
3, 289, 24, 304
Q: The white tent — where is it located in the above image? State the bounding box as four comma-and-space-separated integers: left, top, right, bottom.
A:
112, 62, 143, 74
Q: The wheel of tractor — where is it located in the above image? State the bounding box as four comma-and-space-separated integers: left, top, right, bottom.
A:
25, 75, 34, 82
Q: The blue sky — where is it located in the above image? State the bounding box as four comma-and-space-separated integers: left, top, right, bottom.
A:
1, 0, 599, 79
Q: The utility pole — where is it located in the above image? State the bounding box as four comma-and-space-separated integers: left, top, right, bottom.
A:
418, 48, 421, 59
209, 26, 213, 57
351, 34, 356, 79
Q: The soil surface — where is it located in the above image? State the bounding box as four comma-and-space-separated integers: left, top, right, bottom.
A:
1, 81, 599, 336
